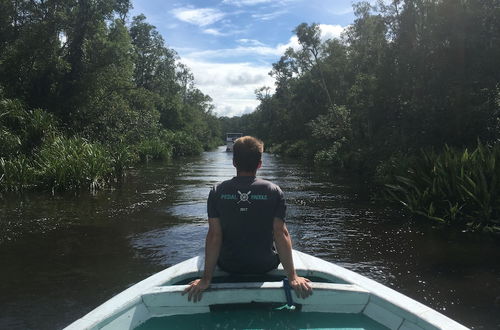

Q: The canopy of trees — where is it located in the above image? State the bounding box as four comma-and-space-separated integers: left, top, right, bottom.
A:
222, 0, 500, 174
0, 0, 221, 191
220, 0, 500, 229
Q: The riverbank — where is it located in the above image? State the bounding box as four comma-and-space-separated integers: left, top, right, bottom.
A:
0, 100, 217, 192
268, 140, 500, 233
379, 142, 500, 233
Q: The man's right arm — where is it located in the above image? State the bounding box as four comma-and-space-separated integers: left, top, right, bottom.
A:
183, 217, 222, 302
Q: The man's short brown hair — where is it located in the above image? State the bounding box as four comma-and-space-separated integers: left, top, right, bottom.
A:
233, 136, 264, 172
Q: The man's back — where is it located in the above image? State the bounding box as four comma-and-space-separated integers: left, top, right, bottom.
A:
183, 136, 311, 303
208, 176, 285, 273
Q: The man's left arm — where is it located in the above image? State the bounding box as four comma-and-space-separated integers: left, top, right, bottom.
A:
273, 217, 312, 299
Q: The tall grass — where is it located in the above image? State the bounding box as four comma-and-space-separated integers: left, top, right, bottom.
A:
1, 137, 116, 192
136, 130, 203, 161
166, 131, 203, 157
383, 142, 500, 231
1, 95, 205, 192
0, 156, 37, 191
109, 142, 138, 176
0, 130, 207, 192
36, 137, 114, 191
136, 136, 173, 162
1, 97, 27, 157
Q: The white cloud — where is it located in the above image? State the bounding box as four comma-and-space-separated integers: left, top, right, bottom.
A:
181, 58, 275, 117
176, 24, 346, 117
273, 25, 345, 55
171, 7, 225, 27
222, 0, 296, 6
176, 25, 345, 61
222, 0, 275, 6
319, 24, 345, 41
183, 46, 274, 60
276, 35, 301, 53
58, 32, 67, 45
252, 10, 288, 21
237, 39, 266, 46
203, 28, 225, 36
203, 27, 247, 37
273, 25, 345, 56
226, 72, 267, 85
182, 36, 301, 61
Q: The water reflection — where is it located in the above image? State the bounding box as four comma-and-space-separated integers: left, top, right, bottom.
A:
130, 224, 206, 266
0, 146, 499, 329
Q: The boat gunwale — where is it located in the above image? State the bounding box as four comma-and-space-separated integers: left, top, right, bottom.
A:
140, 281, 371, 320
63, 250, 470, 330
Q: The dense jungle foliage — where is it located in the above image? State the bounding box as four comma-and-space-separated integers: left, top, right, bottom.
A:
221, 0, 500, 230
0, 0, 221, 192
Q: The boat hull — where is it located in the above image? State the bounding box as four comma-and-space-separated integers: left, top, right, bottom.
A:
64, 250, 469, 330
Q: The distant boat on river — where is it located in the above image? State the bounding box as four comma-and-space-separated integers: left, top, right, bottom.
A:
226, 132, 243, 152
64, 250, 469, 330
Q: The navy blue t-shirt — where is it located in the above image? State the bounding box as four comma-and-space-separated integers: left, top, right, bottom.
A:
207, 176, 286, 274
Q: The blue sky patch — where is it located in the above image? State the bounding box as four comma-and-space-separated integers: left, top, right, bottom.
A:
130, 0, 357, 117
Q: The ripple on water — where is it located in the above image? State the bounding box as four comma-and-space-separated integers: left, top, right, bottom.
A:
130, 224, 207, 266
175, 185, 211, 201
166, 202, 206, 220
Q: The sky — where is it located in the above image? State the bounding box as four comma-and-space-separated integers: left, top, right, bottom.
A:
130, 0, 357, 117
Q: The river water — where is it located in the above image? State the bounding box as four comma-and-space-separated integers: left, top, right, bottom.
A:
0, 147, 499, 329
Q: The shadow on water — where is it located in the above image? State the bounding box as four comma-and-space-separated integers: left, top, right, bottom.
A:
0, 146, 499, 329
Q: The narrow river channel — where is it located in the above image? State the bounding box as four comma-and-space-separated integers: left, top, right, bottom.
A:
1, 147, 499, 329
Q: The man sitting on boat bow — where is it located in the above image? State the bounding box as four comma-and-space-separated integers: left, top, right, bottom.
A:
183, 136, 313, 302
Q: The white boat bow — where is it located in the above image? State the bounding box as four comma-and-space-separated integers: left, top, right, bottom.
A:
64, 250, 469, 330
